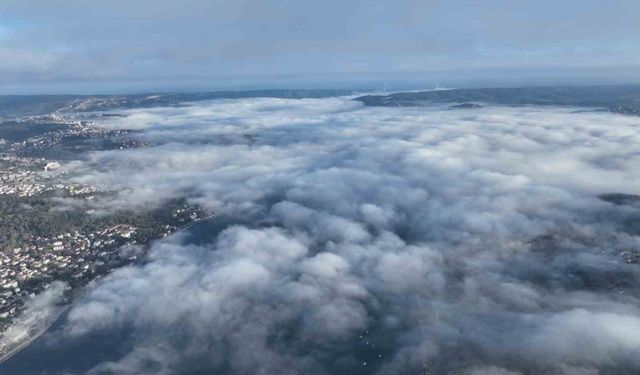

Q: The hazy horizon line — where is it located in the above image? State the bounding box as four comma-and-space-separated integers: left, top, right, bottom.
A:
3, 65, 640, 96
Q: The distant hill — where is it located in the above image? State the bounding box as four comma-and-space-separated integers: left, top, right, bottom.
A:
356, 85, 640, 115
0, 89, 357, 119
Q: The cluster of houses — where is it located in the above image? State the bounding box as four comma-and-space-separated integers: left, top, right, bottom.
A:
0, 155, 49, 197
8, 120, 131, 155
0, 155, 98, 198
0, 225, 138, 324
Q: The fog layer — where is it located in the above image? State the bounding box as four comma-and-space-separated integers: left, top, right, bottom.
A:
54, 98, 640, 374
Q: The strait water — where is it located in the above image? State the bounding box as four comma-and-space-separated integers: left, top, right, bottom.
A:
0, 217, 230, 375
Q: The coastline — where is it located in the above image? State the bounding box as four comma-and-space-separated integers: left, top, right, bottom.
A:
0, 212, 215, 366
179, 213, 216, 232
0, 304, 70, 365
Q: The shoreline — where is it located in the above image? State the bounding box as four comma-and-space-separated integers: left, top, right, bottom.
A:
0, 213, 215, 366
179, 213, 215, 232
0, 304, 70, 365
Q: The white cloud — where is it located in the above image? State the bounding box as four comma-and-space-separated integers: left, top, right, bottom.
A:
45, 97, 640, 374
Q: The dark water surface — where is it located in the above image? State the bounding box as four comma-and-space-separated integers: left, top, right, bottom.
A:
0, 217, 232, 375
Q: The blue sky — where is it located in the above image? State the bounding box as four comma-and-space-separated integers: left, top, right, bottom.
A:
1, 0, 640, 93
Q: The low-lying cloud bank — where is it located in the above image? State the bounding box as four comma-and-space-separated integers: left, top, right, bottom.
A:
54, 97, 640, 374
